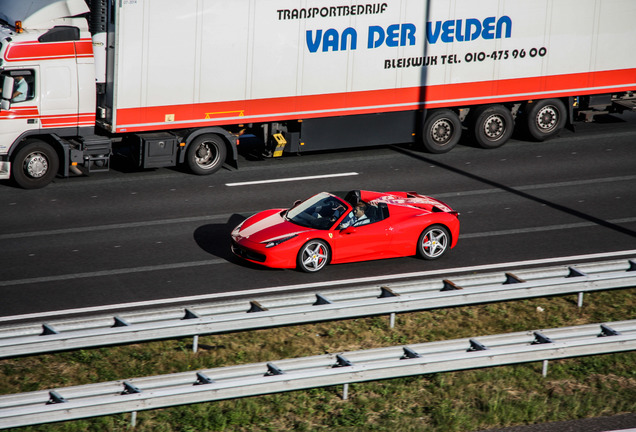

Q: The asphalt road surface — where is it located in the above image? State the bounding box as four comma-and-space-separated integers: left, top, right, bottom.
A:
1, 113, 635, 319
1, 113, 635, 432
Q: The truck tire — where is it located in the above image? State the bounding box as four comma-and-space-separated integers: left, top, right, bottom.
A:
524, 98, 567, 141
186, 134, 227, 175
12, 139, 59, 189
422, 109, 461, 154
469, 104, 514, 149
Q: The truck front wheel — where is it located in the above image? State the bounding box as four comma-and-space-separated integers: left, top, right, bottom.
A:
422, 109, 461, 154
12, 139, 59, 189
186, 134, 227, 175
524, 98, 567, 141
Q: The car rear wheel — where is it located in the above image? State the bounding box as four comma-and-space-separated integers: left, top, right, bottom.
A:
297, 240, 330, 273
417, 225, 450, 260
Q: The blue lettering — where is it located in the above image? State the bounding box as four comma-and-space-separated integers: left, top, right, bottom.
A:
426, 21, 441, 44
426, 16, 512, 44
341, 27, 357, 50
368, 25, 384, 48
496, 15, 512, 38
481, 17, 495, 40
441, 20, 454, 43
400, 23, 416, 46
323, 28, 339, 51
386, 24, 400, 47
466, 18, 481, 41
455, 19, 464, 42
306, 30, 322, 53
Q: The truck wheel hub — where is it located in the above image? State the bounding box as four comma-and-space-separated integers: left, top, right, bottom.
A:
24, 153, 48, 178
431, 119, 452, 143
537, 107, 557, 130
484, 115, 505, 139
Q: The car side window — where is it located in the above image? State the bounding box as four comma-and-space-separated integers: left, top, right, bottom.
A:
361, 204, 387, 225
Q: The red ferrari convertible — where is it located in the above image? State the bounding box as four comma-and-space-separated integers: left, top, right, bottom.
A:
231, 190, 460, 272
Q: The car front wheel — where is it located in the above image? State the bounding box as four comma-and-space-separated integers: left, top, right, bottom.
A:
297, 240, 330, 272
417, 225, 451, 260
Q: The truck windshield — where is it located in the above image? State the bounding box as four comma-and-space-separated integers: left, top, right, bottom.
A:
285, 192, 349, 230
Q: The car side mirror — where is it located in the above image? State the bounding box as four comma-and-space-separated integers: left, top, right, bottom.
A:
341, 226, 357, 235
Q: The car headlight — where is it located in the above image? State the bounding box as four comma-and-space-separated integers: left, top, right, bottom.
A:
265, 234, 298, 248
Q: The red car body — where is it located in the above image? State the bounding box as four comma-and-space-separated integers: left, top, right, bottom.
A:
231, 190, 460, 272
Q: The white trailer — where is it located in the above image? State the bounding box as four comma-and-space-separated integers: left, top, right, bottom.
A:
1, 0, 635, 188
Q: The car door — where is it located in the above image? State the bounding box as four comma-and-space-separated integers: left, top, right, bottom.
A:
331, 211, 393, 263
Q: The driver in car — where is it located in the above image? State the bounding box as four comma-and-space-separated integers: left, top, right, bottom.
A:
339, 202, 370, 228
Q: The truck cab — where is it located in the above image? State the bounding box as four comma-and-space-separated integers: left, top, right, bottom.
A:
0, 0, 110, 188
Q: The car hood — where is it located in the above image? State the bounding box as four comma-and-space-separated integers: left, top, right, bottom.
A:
235, 210, 312, 244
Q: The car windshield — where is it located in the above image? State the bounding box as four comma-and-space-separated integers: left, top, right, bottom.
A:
285, 192, 349, 230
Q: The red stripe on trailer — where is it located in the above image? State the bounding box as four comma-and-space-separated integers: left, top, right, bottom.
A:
110, 67, 634, 132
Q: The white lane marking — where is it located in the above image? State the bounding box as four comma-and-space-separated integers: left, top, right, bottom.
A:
0, 215, 233, 240
4, 175, 633, 241
2, 217, 634, 287
2, 249, 635, 324
460, 217, 636, 238
226, 172, 359, 187
433, 175, 636, 199
0, 260, 226, 288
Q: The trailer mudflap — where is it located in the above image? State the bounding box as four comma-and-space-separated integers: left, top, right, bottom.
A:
272, 133, 287, 157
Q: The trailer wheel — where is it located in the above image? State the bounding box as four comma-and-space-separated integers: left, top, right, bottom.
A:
524, 98, 567, 141
469, 104, 514, 149
186, 134, 227, 175
422, 109, 461, 154
12, 139, 59, 189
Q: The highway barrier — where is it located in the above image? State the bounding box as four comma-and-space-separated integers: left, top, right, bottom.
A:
0, 320, 634, 428
1, 258, 634, 358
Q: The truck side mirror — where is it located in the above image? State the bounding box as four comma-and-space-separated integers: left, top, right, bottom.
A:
2, 76, 14, 99
1, 76, 14, 111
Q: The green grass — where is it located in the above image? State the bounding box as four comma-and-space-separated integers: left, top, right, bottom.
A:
2, 289, 635, 431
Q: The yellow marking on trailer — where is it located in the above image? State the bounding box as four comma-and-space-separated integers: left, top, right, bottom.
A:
205, 110, 245, 119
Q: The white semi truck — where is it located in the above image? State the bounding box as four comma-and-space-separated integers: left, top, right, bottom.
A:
1, 0, 635, 188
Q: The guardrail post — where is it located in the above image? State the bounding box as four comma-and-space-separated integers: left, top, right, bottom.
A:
542, 360, 549, 377
41, 324, 59, 335
342, 383, 349, 400
131, 411, 137, 427
390, 313, 396, 329
193, 335, 199, 353
578, 292, 584, 308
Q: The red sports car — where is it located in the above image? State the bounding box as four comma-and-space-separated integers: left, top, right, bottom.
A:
231, 190, 460, 272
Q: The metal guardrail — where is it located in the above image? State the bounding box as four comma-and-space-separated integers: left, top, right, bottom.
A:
0, 320, 634, 429
1, 258, 635, 358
